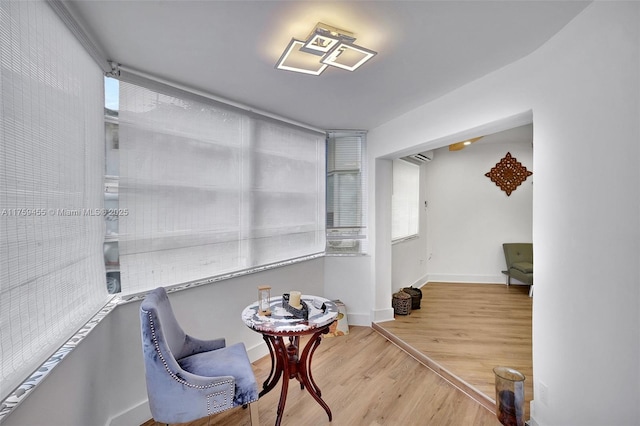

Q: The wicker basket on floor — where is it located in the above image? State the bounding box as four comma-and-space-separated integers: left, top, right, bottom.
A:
402, 286, 422, 310
392, 291, 412, 315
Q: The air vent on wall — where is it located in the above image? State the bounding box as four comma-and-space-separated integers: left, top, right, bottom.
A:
400, 150, 434, 165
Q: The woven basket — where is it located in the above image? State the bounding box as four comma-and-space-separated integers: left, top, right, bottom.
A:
392, 291, 412, 315
402, 286, 422, 310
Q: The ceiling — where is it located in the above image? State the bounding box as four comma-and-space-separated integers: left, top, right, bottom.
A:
451, 121, 533, 152
67, 1, 590, 131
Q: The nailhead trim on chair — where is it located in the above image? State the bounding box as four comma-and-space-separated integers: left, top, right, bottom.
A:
207, 391, 230, 415
144, 309, 235, 391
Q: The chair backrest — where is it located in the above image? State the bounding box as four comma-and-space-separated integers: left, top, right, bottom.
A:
140, 287, 188, 365
502, 243, 533, 267
141, 287, 209, 423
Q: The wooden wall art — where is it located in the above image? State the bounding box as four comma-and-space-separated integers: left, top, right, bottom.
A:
484, 152, 532, 196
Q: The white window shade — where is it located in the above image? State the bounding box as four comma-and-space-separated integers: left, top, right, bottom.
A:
392, 159, 420, 241
118, 81, 325, 294
251, 120, 326, 265
326, 132, 367, 254
0, 0, 107, 401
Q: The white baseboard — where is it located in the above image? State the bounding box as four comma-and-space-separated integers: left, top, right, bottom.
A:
246, 341, 270, 363
345, 312, 370, 326
107, 399, 150, 426
426, 273, 505, 284
527, 400, 539, 426
371, 307, 394, 323
410, 274, 429, 289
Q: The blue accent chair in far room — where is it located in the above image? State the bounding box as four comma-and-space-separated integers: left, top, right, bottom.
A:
140, 287, 259, 425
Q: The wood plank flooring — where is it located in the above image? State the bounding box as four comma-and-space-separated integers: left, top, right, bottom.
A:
143, 325, 500, 426
143, 282, 531, 425
375, 282, 533, 420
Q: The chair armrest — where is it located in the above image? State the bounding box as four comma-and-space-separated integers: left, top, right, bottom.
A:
183, 335, 226, 356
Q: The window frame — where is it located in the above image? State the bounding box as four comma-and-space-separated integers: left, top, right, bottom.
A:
391, 158, 421, 242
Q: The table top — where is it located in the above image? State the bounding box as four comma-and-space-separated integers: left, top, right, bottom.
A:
242, 294, 338, 335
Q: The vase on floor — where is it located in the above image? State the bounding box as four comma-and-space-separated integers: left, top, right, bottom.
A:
493, 366, 526, 426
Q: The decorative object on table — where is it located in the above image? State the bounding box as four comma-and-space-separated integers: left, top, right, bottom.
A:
257, 285, 272, 316
402, 286, 422, 310
325, 299, 349, 337
484, 152, 532, 196
289, 290, 302, 308
392, 290, 412, 316
493, 366, 526, 426
282, 292, 309, 320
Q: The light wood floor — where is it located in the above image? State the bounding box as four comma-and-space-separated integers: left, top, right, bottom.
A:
375, 282, 533, 419
143, 325, 500, 426
143, 282, 531, 426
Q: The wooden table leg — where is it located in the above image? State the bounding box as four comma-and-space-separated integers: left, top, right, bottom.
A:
302, 330, 325, 397
262, 325, 334, 425
259, 335, 284, 398
273, 336, 290, 426
297, 327, 332, 421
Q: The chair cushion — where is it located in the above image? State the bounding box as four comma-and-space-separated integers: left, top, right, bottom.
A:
512, 261, 533, 274
177, 342, 258, 406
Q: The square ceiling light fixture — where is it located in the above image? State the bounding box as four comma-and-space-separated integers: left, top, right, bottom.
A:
276, 22, 377, 75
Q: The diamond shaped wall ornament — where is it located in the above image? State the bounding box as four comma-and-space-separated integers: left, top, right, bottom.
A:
485, 152, 532, 196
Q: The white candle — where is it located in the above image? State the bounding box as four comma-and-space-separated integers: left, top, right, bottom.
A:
289, 291, 301, 308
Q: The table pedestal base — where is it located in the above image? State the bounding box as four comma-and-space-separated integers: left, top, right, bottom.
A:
260, 327, 332, 426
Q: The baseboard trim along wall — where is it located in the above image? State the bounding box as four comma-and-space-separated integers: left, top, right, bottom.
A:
107, 399, 150, 426
246, 341, 270, 364
371, 307, 395, 323
345, 312, 370, 327
426, 274, 506, 284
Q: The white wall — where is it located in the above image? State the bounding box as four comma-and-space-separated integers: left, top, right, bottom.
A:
424, 137, 533, 283
391, 128, 533, 290
391, 236, 428, 291
2, 258, 325, 426
324, 255, 372, 325
365, 2, 639, 425
391, 163, 429, 291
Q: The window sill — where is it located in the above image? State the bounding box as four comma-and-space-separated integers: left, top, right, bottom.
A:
392, 234, 419, 245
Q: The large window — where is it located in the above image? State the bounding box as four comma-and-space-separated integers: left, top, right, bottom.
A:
0, 0, 107, 401
326, 131, 368, 254
392, 159, 420, 241
116, 78, 326, 294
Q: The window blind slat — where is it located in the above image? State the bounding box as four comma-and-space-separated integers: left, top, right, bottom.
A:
326, 131, 367, 254
0, 0, 107, 401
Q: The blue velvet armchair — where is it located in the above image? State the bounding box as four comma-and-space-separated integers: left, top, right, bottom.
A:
140, 287, 259, 425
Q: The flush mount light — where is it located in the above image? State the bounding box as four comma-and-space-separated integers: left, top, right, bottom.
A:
275, 22, 376, 75
321, 42, 377, 72
302, 33, 340, 55
275, 38, 329, 76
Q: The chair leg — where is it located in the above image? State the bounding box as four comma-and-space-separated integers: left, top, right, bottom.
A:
249, 401, 259, 426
